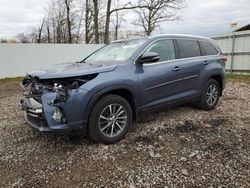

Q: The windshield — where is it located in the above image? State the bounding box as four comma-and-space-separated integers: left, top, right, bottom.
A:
85, 39, 146, 63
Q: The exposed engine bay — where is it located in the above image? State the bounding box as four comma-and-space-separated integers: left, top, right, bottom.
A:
21, 74, 98, 104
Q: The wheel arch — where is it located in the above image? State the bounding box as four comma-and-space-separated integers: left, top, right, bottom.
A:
84, 85, 138, 126
209, 74, 223, 96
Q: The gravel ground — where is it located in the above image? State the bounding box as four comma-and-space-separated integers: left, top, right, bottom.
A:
0, 79, 250, 187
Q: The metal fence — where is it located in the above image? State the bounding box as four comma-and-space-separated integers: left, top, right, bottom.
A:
212, 30, 250, 73
0, 44, 103, 79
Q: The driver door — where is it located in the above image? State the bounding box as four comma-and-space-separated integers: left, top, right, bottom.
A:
137, 39, 184, 110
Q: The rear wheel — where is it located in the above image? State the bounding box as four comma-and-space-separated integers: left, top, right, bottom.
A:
88, 94, 132, 144
198, 79, 220, 110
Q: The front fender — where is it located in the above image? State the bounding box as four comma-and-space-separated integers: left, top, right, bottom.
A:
41, 88, 90, 130
82, 84, 139, 124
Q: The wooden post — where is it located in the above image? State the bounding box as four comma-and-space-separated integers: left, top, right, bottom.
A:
230, 34, 235, 72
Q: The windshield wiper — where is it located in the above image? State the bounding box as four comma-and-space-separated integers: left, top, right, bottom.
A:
76, 60, 86, 64
76, 56, 88, 63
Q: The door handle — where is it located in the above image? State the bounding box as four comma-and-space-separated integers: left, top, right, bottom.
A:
172, 66, 181, 71
203, 60, 210, 65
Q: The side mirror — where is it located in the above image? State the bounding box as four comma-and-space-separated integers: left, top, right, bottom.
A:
138, 52, 160, 64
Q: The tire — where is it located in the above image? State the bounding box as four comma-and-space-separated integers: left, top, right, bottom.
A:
198, 79, 220, 111
88, 94, 133, 144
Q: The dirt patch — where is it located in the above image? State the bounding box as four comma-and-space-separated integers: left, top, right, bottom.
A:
205, 117, 226, 127
169, 120, 200, 133
133, 135, 158, 145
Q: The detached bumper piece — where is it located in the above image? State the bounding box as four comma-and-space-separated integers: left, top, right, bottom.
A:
20, 97, 51, 132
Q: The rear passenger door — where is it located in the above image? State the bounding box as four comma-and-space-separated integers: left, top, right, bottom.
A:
174, 39, 204, 94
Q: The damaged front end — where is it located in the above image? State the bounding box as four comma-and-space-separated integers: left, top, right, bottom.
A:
20, 74, 97, 133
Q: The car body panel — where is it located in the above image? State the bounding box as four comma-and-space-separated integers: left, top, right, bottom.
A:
136, 60, 184, 109
27, 62, 118, 79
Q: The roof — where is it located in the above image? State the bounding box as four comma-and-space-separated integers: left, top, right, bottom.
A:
113, 34, 211, 43
149, 34, 210, 41
112, 34, 216, 46
234, 24, 250, 32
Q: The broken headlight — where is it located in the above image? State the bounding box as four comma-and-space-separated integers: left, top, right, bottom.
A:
53, 107, 67, 123
52, 88, 68, 105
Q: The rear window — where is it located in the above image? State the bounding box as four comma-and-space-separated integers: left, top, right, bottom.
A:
176, 39, 201, 59
199, 41, 219, 56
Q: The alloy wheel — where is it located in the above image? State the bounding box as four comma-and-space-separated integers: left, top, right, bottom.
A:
98, 103, 128, 137
206, 83, 218, 106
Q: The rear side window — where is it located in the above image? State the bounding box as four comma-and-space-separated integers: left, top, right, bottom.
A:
176, 39, 201, 58
145, 39, 175, 62
199, 41, 219, 56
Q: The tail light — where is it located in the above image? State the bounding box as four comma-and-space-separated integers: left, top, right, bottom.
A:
222, 56, 227, 63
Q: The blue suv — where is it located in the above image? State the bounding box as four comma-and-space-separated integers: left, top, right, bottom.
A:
20, 34, 226, 144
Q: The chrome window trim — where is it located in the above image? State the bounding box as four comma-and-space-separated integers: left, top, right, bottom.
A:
134, 37, 220, 66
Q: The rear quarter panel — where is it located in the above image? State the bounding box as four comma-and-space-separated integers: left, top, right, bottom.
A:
199, 55, 226, 92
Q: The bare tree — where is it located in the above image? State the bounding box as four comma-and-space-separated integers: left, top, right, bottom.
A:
134, 0, 184, 36
93, 0, 99, 43
112, 11, 121, 40
84, 0, 94, 44
65, 0, 72, 43
47, 24, 51, 43
0, 39, 7, 43
16, 0, 75, 43
75, 3, 84, 43
49, 0, 57, 43
44, 15, 51, 43
29, 27, 39, 43
103, 1, 148, 43
104, 0, 112, 43
37, 18, 45, 43
16, 33, 30, 43
16, 0, 183, 44
45, 0, 67, 43
46, 0, 75, 43
111, 0, 126, 41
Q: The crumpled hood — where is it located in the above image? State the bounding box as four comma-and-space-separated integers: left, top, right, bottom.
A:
27, 62, 118, 79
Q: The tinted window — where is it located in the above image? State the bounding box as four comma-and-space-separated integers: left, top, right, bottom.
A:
145, 39, 175, 62
200, 41, 218, 56
176, 39, 201, 58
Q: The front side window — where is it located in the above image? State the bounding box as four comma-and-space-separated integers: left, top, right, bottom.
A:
176, 39, 201, 58
144, 39, 176, 62
199, 41, 219, 56
85, 39, 146, 63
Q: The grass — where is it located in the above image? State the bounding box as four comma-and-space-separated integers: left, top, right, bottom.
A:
0, 77, 23, 85
226, 73, 250, 81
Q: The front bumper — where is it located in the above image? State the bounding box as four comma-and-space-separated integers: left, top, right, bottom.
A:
20, 88, 90, 134
20, 97, 70, 134
21, 98, 52, 132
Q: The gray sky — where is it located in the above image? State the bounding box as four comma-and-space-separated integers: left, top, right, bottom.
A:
0, 0, 250, 39
159, 0, 250, 36
0, 0, 48, 39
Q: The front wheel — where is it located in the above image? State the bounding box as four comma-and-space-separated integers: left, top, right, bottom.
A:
198, 79, 220, 111
88, 94, 133, 144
